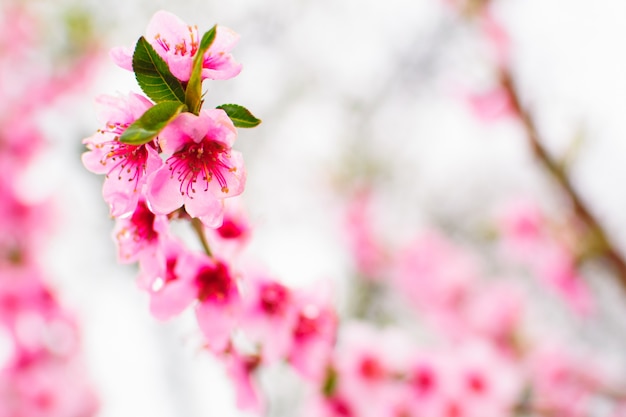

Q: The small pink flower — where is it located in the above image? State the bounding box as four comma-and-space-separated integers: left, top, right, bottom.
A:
205, 198, 252, 261
288, 285, 337, 381
391, 231, 479, 332
112, 199, 169, 264
241, 274, 296, 363
147, 249, 240, 351
333, 324, 414, 417
82, 93, 162, 217
110, 10, 242, 82
222, 349, 264, 413
147, 109, 246, 227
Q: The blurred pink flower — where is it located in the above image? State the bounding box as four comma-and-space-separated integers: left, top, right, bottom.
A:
241, 275, 297, 363
391, 231, 479, 331
497, 199, 593, 314
288, 284, 338, 382
222, 349, 264, 413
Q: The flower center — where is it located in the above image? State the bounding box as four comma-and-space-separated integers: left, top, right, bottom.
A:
412, 366, 436, 395
293, 305, 321, 340
129, 201, 158, 243
195, 261, 233, 303
359, 356, 385, 381
97, 129, 148, 192
259, 282, 290, 316
217, 217, 245, 239
167, 140, 233, 198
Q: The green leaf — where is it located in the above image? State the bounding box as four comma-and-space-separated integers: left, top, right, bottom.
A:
132, 36, 186, 104
119, 101, 187, 145
185, 25, 217, 115
216, 104, 261, 128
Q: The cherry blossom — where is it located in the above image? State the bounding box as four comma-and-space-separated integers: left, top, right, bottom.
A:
147, 109, 246, 227
110, 10, 242, 82
82, 93, 162, 217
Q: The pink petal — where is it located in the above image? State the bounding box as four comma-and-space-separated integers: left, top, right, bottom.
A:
196, 302, 235, 352
167, 54, 193, 82
80, 141, 109, 174
103, 177, 140, 218
212, 26, 240, 52
159, 112, 209, 153
109, 46, 133, 71
185, 190, 224, 221
145, 11, 190, 53
204, 109, 237, 147
146, 167, 184, 215
150, 278, 197, 320
201, 58, 242, 81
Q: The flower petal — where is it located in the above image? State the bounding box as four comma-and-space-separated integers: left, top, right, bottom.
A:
146, 167, 184, 215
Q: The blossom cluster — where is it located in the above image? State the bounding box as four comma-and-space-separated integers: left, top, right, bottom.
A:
82, 10, 339, 412
0, 3, 98, 416
322, 187, 626, 417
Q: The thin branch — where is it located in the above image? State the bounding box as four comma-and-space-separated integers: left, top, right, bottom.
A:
191, 217, 213, 258
499, 68, 626, 291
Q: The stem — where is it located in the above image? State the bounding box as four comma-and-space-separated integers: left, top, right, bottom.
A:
499, 69, 626, 291
191, 217, 213, 258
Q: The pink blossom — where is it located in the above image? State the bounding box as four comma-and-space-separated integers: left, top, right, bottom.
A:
110, 10, 242, 82
0, 266, 56, 330
205, 198, 252, 260
333, 324, 415, 417
147, 249, 241, 351
222, 349, 264, 413
288, 284, 338, 381
526, 345, 606, 417
463, 282, 525, 352
147, 109, 245, 227
497, 199, 593, 314
0, 349, 98, 417
82, 93, 162, 217
112, 198, 170, 264
241, 274, 296, 363
391, 231, 479, 332
137, 235, 188, 300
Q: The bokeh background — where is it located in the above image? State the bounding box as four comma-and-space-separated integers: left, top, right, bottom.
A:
6, 0, 626, 415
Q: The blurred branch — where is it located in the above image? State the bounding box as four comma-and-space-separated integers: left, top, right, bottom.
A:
499, 69, 626, 292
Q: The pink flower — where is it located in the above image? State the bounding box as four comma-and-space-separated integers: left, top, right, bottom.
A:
137, 235, 186, 294
288, 285, 337, 381
205, 198, 252, 261
110, 10, 242, 82
112, 199, 170, 264
222, 349, 264, 413
391, 231, 479, 333
0, 349, 99, 417
82, 93, 162, 217
526, 345, 606, 417
463, 282, 525, 352
147, 249, 240, 351
241, 274, 296, 363
333, 324, 414, 417
147, 109, 246, 227
497, 199, 593, 314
